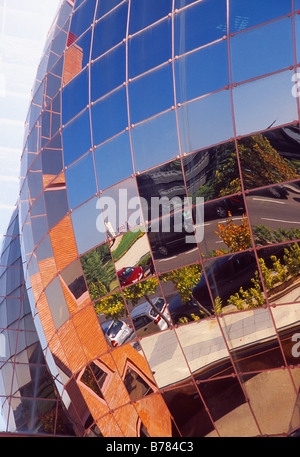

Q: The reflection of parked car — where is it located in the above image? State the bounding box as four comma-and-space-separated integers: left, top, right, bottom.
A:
101, 319, 134, 347
205, 195, 245, 219
167, 294, 210, 324
192, 251, 258, 309
250, 184, 288, 199
148, 211, 196, 256
130, 297, 170, 337
117, 266, 144, 286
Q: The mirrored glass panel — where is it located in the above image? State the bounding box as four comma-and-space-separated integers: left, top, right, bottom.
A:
123, 277, 172, 340
129, 64, 174, 124
229, 0, 292, 34
44, 187, 69, 229
63, 28, 92, 85
91, 3, 128, 59
80, 242, 119, 301
129, 0, 172, 35
131, 110, 180, 172
183, 141, 241, 204
240, 369, 296, 436
95, 0, 124, 20
247, 181, 300, 247
62, 68, 89, 125
94, 131, 134, 191
257, 241, 300, 306
62, 109, 92, 167
237, 126, 300, 190
95, 291, 129, 344
219, 308, 285, 374
162, 382, 216, 437
128, 18, 172, 79
65, 152, 97, 210
160, 263, 213, 325
178, 90, 234, 155
110, 230, 153, 287
60, 260, 88, 307
99, 177, 142, 238
199, 250, 266, 314
230, 18, 294, 84
233, 70, 298, 137
271, 303, 300, 367
71, 196, 107, 255
91, 43, 126, 103
174, 0, 227, 55
70, 0, 96, 39
175, 41, 229, 104
45, 277, 70, 329
197, 377, 260, 437
91, 87, 128, 147
195, 194, 251, 258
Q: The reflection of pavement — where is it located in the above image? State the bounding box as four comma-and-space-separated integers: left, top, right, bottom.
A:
114, 234, 149, 270
140, 305, 300, 389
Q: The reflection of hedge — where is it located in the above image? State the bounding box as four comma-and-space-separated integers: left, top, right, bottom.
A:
253, 225, 300, 246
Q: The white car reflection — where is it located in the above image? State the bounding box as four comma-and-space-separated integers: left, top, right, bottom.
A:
101, 319, 135, 348
130, 297, 171, 337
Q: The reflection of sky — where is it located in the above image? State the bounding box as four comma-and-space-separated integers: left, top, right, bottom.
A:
0, 0, 60, 249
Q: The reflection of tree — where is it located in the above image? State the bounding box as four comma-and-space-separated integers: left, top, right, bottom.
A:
189, 142, 241, 202
94, 291, 126, 321
214, 215, 252, 253
238, 134, 300, 189
80, 245, 116, 299
160, 264, 211, 317
252, 225, 300, 246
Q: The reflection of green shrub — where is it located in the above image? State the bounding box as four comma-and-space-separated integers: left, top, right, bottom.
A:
253, 225, 300, 246
112, 229, 144, 261
136, 252, 151, 270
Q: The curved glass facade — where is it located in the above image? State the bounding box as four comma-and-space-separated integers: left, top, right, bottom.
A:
2, 0, 300, 436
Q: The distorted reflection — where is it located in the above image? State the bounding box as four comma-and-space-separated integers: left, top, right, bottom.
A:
198, 250, 266, 314
80, 242, 119, 301
247, 181, 300, 247
160, 263, 213, 325
123, 277, 172, 339
60, 259, 88, 306
195, 194, 250, 258
238, 126, 300, 190
45, 277, 70, 329
257, 242, 300, 305
63, 28, 91, 85
270, 303, 300, 367
110, 230, 153, 287
162, 382, 216, 437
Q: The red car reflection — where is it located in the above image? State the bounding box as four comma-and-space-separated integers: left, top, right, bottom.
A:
117, 266, 144, 286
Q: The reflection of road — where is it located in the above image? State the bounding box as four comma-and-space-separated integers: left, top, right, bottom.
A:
246, 190, 300, 232
114, 234, 149, 270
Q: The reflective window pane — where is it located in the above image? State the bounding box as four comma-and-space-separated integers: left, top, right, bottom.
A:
45, 277, 70, 329
62, 68, 89, 125
174, 0, 227, 55
178, 90, 234, 155
91, 87, 128, 147
94, 132, 134, 191
65, 152, 97, 210
129, 64, 174, 124
129, 0, 172, 35
128, 18, 172, 79
71, 196, 107, 255
80, 243, 119, 301
91, 3, 128, 59
233, 70, 298, 137
230, 18, 294, 84
70, 0, 96, 38
91, 43, 126, 103
44, 188, 69, 229
62, 109, 92, 167
229, 0, 292, 34
132, 110, 180, 172
175, 40, 229, 104
95, 0, 124, 20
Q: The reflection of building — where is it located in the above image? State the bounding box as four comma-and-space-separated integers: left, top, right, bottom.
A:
2, 0, 300, 437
